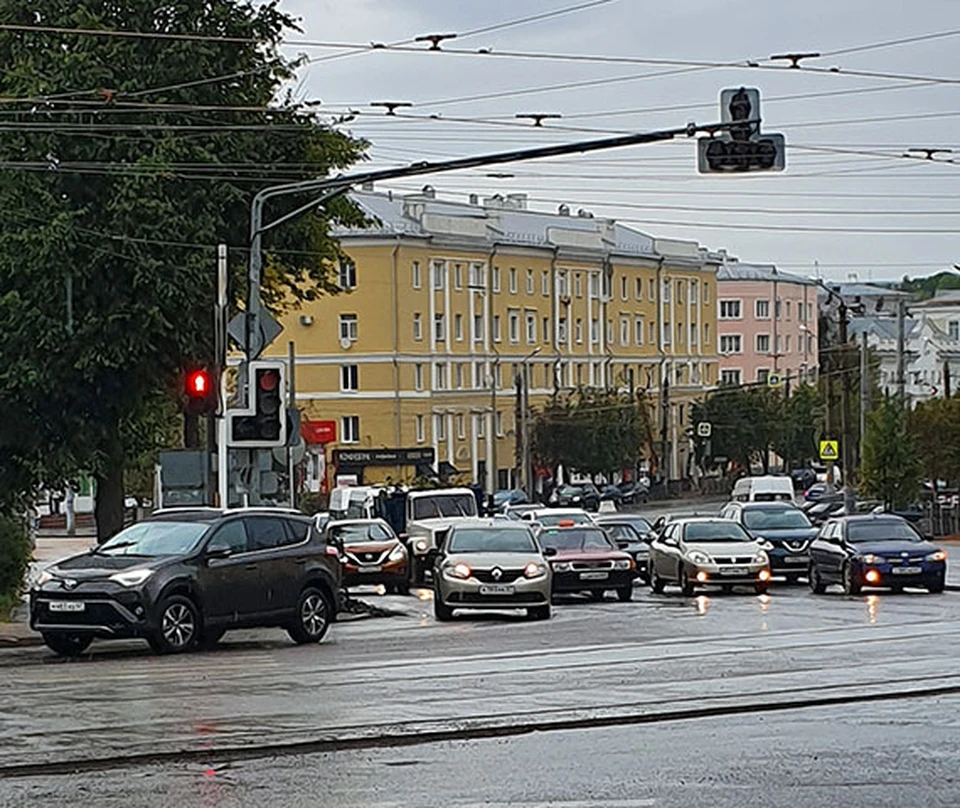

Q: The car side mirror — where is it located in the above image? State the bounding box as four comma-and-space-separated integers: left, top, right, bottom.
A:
542, 546, 558, 558
206, 546, 232, 561
616, 540, 630, 550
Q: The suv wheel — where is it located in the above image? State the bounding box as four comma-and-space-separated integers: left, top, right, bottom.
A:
433, 588, 455, 621
42, 632, 92, 658
680, 567, 695, 597
809, 564, 827, 594
842, 563, 862, 596
287, 586, 332, 645
149, 595, 199, 654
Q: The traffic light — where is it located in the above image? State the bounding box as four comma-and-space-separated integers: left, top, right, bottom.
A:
183, 368, 217, 415
228, 361, 287, 447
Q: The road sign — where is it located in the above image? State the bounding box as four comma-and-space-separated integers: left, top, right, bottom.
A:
698, 87, 786, 174
228, 311, 283, 358
767, 373, 783, 389
819, 440, 839, 461
697, 422, 712, 438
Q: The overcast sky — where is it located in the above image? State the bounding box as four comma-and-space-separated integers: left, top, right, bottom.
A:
279, 0, 959, 282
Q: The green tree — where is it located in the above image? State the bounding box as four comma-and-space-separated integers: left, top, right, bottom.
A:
861, 397, 921, 509
908, 396, 960, 488
0, 2, 367, 538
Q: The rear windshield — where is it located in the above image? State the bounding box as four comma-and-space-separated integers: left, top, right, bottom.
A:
847, 520, 922, 542
536, 512, 593, 527
753, 492, 794, 502
447, 527, 537, 553
684, 522, 752, 542
743, 509, 812, 530
539, 528, 613, 551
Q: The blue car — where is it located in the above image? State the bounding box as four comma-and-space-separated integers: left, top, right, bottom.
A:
720, 501, 818, 582
808, 514, 947, 595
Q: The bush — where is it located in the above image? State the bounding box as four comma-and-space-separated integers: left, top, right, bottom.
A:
0, 513, 32, 619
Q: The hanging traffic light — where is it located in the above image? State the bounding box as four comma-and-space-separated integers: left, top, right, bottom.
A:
183, 368, 217, 415
228, 361, 287, 447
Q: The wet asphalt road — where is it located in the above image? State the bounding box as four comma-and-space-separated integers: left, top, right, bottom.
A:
1, 574, 958, 807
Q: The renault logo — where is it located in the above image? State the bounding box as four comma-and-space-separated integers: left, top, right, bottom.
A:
62, 579, 78, 590
491, 567, 503, 581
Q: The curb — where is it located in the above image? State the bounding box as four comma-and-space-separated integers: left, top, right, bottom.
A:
0, 633, 42, 648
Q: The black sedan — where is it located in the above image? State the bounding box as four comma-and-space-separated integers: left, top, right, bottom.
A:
596, 519, 651, 582
808, 515, 947, 595
550, 484, 600, 512
720, 501, 818, 582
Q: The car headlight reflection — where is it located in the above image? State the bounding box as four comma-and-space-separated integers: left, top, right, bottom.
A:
447, 562, 471, 579
861, 554, 886, 564
926, 550, 947, 562
523, 562, 546, 578
108, 569, 154, 587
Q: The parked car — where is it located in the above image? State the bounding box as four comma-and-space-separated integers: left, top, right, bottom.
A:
804, 482, 837, 503
599, 485, 623, 506
502, 503, 542, 522
493, 490, 528, 512
326, 519, 409, 595
808, 515, 947, 595
432, 521, 553, 621
538, 524, 636, 601
719, 502, 818, 582
550, 484, 600, 512
595, 518, 651, 582
521, 508, 595, 529
616, 480, 649, 505
30, 507, 342, 657
790, 468, 817, 492
805, 498, 846, 525
648, 517, 772, 596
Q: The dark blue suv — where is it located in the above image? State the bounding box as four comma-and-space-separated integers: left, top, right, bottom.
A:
720, 501, 818, 582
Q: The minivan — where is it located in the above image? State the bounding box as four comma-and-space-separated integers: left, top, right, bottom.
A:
730, 475, 795, 503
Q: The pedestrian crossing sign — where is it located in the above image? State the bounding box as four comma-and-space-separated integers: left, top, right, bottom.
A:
819, 440, 839, 461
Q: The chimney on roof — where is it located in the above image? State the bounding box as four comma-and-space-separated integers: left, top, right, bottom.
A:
577, 208, 594, 218
484, 194, 505, 209
422, 184, 436, 199
558, 204, 570, 216
361, 181, 374, 192
469, 193, 479, 205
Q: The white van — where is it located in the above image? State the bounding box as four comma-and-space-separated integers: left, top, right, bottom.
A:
731, 475, 795, 503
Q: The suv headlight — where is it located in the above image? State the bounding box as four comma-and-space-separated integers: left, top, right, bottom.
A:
445, 562, 471, 579
388, 544, 406, 562
36, 569, 56, 587
109, 569, 154, 587
414, 539, 429, 553
752, 551, 769, 565
523, 562, 546, 578
613, 559, 634, 571
688, 551, 712, 565
861, 553, 886, 564
552, 561, 572, 572
926, 550, 947, 562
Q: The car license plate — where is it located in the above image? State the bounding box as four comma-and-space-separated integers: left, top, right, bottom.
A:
892, 566, 922, 575
358, 565, 382, 573
48, 601, 85, 612
720, 567, 747, 576
579, 571, 609, 580
784, 556, 809, 564
479, 585, 515, 596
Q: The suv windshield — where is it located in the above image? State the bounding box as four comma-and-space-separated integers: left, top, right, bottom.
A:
412, 494, 477, 520
743, 509, 812, 530
97, 521, 209, 557
539, 528, 613, 551
448, 528, 536, 553
328, 523, 393, 543
684, 522, 752, 543
847, 520, 922, 542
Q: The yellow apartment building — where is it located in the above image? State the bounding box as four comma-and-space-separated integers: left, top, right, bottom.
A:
265, 187, 722, 493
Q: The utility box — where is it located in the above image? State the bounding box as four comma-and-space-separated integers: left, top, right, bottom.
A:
159, 450, 212, 507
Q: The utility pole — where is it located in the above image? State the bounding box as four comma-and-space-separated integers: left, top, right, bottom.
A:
859, 330, 869, 480
515, 370, 524, 491
944, 360, 952, 399
288, 340, 297, 510
838, 299, 851, 483
660, 367, 670, 496
896, 299, 907, 405
216, 244, 229, 508
490, 352, 499, 496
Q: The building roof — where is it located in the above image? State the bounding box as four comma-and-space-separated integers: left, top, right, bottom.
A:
337, 189, 702, 259
912, 289, 960, 309
716, 262, 816, 286
817, 281, 907, 300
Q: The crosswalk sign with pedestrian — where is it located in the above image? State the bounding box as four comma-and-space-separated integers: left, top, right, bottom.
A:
819, 440, 839, 461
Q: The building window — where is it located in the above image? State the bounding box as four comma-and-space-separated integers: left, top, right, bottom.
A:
434, 313, 445, 342
703, 282, 710, 304
620, 316, 630, 346
474, 362, 484, 389
432, 261, 445, 290
621, 276, 628, 301
691, 280, 698, 304
412, 261, 421, 289
677, 322, 684, 345
455, 363, 464, 390
542, 271, 550, 296
676, 280, 684, 304
557, 273, 568, 297
590, 318, 600, 345
635, 317, 644, 345
543, 317, 550, 343
807, 334, 814, 353
415, 363, 424, 391
690, 323, 698, 345
492, 266, 501, 293
435, 414, 447, 441
950, 321, 960, 340
756, 334, 771, 353
526, 269, 534, 295
454, 264, 462, 290
590, 273, 600, 298
509, 267, 518, 294
340, 364, 358, 392
576, 363, 584, 387
719, 300, 741, 320
338, 259, 356, 290
649, 278, 655, 300
477, 414, 486, 438
635, 278, 643, 301
509, 311, 520, 344
342, 416, 360, 444
721, 369, 741, 386
435, 363, 447, 390
457, 414, 465, 439
785, 335, 791, 353
473, 314, 484, 342
649, 321, 656, 344
416, 415, 425, 443
756, 299, 770, 319
575, 274, 583, 298
339, 314, 358, 342
454, 313, 463, 341
558, 318, 568, 343
575, 318, 583, 344
492, 315, 501, 342
785, 300, 792, 320
413, 313, 423, 341
663, 322, 671, 346
526, 312, 537, 344
720, 335, 742, 354
757, 368, 770, 383
496, 411, 504, 436
469, 263, 485, 289
663, 280, 671, 303
703, 322, 711, 344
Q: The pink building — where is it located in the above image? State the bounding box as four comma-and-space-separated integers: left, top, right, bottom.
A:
716, 263, 819, 388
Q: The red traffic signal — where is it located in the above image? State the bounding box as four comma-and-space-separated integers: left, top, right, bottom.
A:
186, 369, 211, 398
183, 368, 217, 415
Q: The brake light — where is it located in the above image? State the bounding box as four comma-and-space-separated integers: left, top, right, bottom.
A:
558, 519, 575, 527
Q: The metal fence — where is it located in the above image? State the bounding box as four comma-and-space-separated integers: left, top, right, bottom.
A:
922, 497, 960, 538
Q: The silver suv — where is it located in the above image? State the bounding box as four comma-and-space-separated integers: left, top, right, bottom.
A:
433, 521, 554, 621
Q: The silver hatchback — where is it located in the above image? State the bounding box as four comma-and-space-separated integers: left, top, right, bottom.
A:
433, 521, 554, 621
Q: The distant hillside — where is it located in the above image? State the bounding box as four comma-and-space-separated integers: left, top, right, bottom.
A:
900, 271, 960, 300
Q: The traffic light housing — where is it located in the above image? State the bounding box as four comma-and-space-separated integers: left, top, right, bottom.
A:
183, 368, 217, 415
228, 361, 287, 447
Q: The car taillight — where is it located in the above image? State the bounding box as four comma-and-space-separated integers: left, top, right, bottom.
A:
324, 546, 339, 557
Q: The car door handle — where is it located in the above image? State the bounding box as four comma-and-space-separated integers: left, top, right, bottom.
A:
244, 564, 258, 571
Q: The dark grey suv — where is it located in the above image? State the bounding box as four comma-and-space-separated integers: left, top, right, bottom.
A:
30, 507, 342, 657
